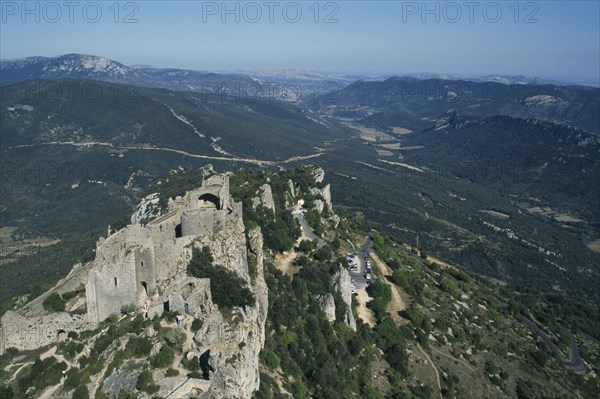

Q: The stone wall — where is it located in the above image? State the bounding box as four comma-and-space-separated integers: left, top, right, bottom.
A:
0, 311, 93, 353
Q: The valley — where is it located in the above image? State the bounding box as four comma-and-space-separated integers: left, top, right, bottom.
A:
0, 55, 598, 399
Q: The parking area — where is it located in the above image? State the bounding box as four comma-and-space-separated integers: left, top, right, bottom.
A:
346, 233, 374, 295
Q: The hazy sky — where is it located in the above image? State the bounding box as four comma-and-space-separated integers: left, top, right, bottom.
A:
1, 1, 599, 82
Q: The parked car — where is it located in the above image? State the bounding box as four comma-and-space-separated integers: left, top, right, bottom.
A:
366, 273, 372, 280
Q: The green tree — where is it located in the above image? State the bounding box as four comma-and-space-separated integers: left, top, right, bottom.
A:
187, 247, 255, 310
150, 345, 175, 368
43, 292, 65, 312
259, 349, 280, 370
72, 385, 89, 399
137, 368, 159, 394
369, 281, 392, 321
191, 318, 203, 333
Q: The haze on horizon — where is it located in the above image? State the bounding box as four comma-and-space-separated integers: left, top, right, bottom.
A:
1, 1, 599, 84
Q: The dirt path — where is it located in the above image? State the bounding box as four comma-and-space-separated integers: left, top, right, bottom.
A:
356, 288, 376, 327
425, 254, 453, 269
274, 250, 300, 277
370, 253, 408, 325
38, 346, 78, 399
6, 362, 33, 383
417, 343, 442, 398
430, 346, 475, 373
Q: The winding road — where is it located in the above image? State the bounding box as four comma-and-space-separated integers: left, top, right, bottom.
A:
7, 141, 327, 167
519, 315, 585, 373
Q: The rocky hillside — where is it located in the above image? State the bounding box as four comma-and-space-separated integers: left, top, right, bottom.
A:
0, 165, 599, 399
399, 110, 600, 226
307, 76, 600, 133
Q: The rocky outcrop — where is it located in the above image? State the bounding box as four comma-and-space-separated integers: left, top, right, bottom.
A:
331, 268, 357, 330
103, 366, 143, 398
314, 199, 325, 213
321, 184, 332, 210
251, 184, 276, 213
311, 167, 325, 184
319, 294, 336, 323
310, 184, 332, 213
331, 214, 341, 228
190, 226, 268, 399
130, 193, 160, 225
288, 179, 295, 197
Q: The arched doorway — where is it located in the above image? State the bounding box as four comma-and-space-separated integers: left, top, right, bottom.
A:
198, 194, 220, 210
56, 330, 67, 342
175, 223, 182, 238
140, 281, 148, 296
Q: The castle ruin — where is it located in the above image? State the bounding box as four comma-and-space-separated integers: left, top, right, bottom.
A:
1, 172, 257, 353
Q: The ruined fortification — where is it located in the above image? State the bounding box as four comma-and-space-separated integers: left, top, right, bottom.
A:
86, 173, 238, 324
0, 171, 269, 398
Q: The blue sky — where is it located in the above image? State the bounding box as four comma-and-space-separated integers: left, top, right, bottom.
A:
1, 1, 599, 82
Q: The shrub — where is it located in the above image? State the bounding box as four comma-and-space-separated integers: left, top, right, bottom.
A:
43, 293, 65, 312
188, 370, 203, 379
64, 367, 83, 390
369, 281, 392, 321
120, 303, 137, 316
125, 336, 153, 357
187, 247, 255, 310
259, 349, 280, 370
184, 356, 200, 371
191, 318, 203, 333
137, 369, 159, 394
161, 328, 186, 351
165, 368, 180, 377
72, 385, 89, 399
0, 385, 14, 399
150, 345, 175, 368
298, 239, 316, 253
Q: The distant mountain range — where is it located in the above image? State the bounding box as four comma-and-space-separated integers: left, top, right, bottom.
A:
379, 72, 599, 87
0, 54, 355, 101
2, 54, 598, 105
308, 76, 600, 134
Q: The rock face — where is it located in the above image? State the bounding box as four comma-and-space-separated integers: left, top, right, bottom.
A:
310, 184, 332, 213
314, 199, 325, 213
319, 294, 336, 323
321, 184, 332, 210
103, 366, 142, 398
311, 167, 326, 184
192, 227, 268, 399
331, 268, 357, 330
130, 193, 160, 225
252, 184, 276, 213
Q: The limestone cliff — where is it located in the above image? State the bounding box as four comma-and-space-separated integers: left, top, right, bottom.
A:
191, 227, 268, 399
331, 268, 357, 330
251, 183, 276, 213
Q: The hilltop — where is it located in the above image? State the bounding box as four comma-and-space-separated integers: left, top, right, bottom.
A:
0, 165, 598, 399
